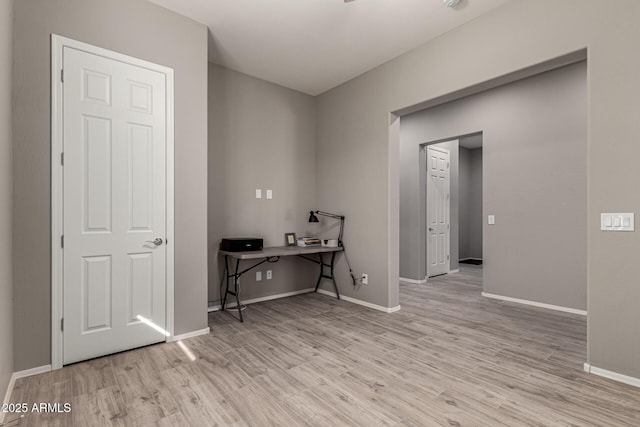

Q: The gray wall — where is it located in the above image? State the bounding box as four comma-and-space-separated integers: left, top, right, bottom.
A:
12, 0, 208, 371
459, 147, 471, 260
459, 145, 483, 260
402, 62, 587, 310
0, 0, 14, 398
208, 64, 317, 305
469, 148, 483, 259
316, 0, 640, 378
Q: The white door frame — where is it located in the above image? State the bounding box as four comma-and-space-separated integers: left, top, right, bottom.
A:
51, 35, 175, 370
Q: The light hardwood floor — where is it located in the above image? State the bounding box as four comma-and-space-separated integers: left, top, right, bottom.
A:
7, 268, 640, 426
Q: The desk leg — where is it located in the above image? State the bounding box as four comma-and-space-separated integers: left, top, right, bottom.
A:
233, 258, 243, 322
330, 251, 340, 299
314, 252, 340, 300
221, 257, 243, 322
314, 253, 324, 293
221, 255, 230, 311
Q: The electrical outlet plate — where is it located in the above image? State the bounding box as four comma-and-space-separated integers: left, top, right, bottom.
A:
266, 270, 272, 280
362, 273, 368, 285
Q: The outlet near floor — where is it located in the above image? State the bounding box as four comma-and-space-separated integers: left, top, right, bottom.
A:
266, 270, 272, 280
362, 273, 368, 285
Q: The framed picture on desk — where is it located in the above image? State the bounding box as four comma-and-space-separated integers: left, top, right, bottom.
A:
285, 232, 297, 246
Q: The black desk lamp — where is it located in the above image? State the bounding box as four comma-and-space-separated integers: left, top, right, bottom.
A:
309, 210, 357, 285
308, 210, 345, 246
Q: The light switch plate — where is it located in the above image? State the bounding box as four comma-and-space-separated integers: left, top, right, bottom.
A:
255, 189, 262, 199
488, 215, 495, 225
601, 213, 634, 231
266, 189, 273, 199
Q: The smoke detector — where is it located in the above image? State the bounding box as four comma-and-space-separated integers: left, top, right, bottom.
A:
443, 0, 461, 7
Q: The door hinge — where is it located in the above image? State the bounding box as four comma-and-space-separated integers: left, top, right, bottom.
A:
61, 235, 64, 248
61, 69, 64, 82
447, 255, 450, 260
61, 318, 64, 331
447, 224, 450, 229
61, 152, 64, 165
447, 162, 450, 169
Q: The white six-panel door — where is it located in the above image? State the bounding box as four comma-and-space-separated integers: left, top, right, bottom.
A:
62, 45, 168, 364
426, 146, 450, 278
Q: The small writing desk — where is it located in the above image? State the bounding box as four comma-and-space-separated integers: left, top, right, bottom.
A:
219, 245, 343, 322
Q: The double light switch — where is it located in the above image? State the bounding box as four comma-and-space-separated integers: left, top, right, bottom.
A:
600, 213, 634, 231
255, 189, 273, 199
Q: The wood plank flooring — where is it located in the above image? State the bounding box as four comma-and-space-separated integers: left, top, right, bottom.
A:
7, 267, 640, 426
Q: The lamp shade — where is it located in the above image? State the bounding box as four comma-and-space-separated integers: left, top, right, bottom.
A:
308, 211, 319, 223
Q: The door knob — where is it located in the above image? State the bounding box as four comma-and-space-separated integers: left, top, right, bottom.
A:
146, 238, 163, 246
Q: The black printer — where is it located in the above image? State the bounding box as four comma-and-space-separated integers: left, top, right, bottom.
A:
220, 237, 263, 252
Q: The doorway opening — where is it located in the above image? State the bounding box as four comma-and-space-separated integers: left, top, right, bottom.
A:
395, 54, 587, 318
419, 134, 484, 281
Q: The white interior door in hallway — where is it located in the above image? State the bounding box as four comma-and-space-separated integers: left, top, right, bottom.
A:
427, 145, 450, 277
59, 41, 172, 365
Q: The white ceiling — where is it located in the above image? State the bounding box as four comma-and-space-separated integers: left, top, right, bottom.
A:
149, 0, 511, 95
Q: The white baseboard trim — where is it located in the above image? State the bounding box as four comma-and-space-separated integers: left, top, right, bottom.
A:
399, 276, 427, 284
449, 269, 460, 274
168, 327, 210, 342
208, 288, 315, 312
316, 289, 401, 313
1, 374, 16, 424
2, 364, 53, 423
584, 363, 640, 389
208, 287, 402, 314
14, 365, 52, 379
387, 305, 402, 313
481, 292, 587, 316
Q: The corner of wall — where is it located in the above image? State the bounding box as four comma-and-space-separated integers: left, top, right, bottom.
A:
1, 0, 14, 411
